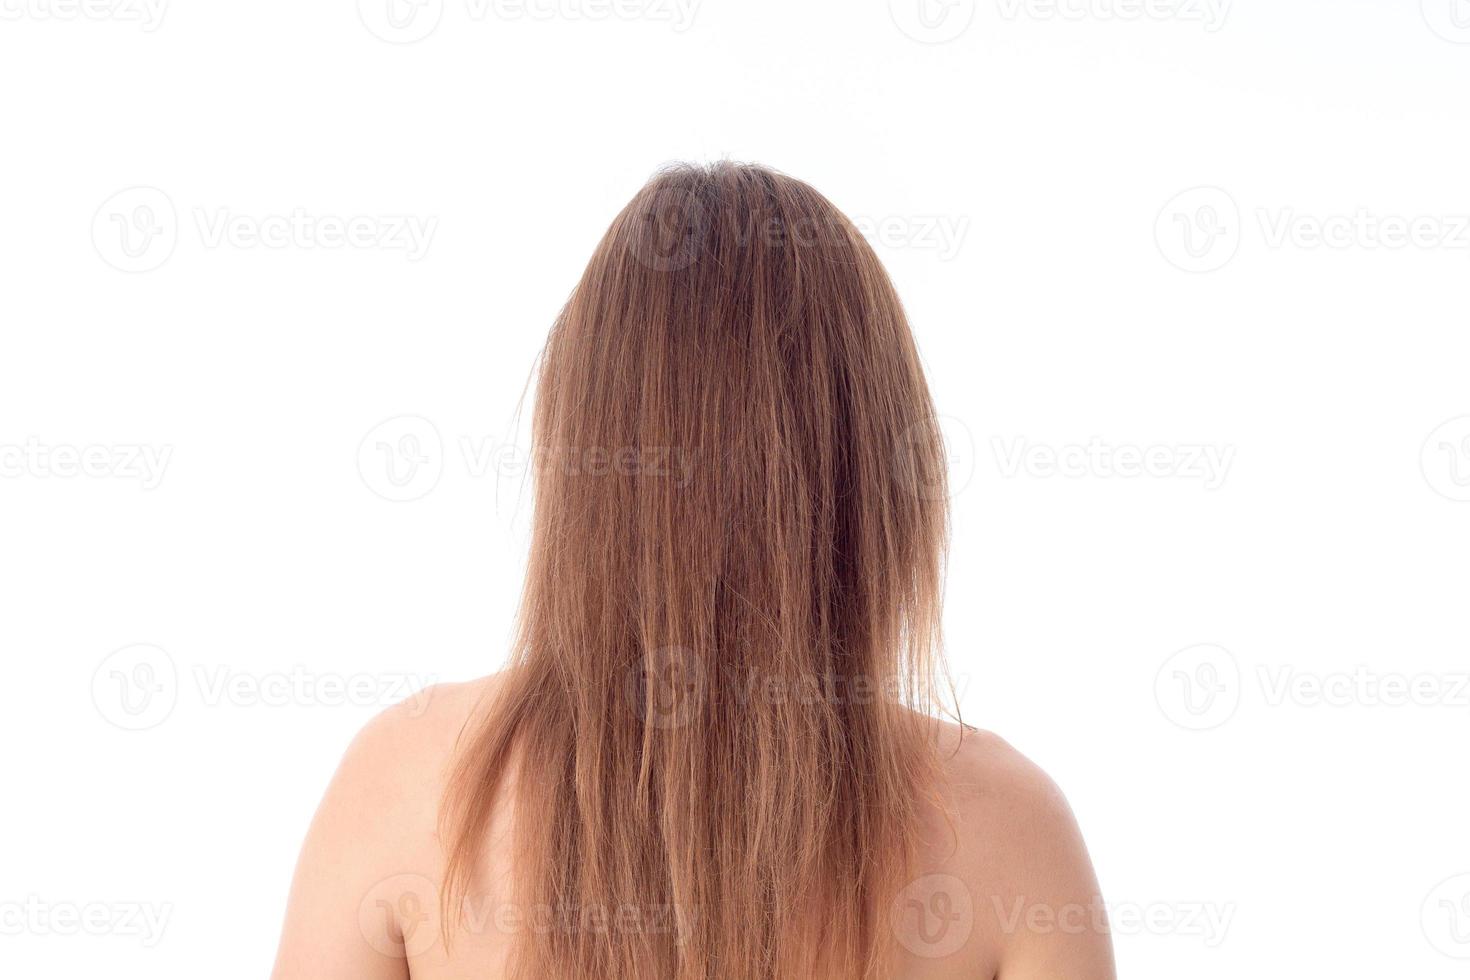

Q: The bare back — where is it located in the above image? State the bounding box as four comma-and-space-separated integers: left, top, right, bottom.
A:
271, 675, 1115, 980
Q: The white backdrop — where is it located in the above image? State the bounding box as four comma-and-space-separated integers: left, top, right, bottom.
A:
3, 1, 1469, 977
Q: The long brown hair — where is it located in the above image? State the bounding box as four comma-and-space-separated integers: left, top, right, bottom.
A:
442, 161, 952, 979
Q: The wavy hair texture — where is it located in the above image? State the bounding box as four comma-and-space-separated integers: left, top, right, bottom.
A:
442, 161, 952, 979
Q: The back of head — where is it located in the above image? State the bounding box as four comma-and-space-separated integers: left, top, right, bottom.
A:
443, 161, 951, 979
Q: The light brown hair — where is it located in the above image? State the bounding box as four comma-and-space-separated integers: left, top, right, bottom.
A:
442, 161, 952, 979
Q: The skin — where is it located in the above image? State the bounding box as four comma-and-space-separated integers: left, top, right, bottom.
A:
271, 675, 1116, 980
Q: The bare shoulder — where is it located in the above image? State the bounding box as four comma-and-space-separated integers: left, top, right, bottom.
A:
932, 723, 1076, 843
345, 674, 502, 777
316, 675, 502, 829
270, 674, 508, 980
906, 721, 1116, 980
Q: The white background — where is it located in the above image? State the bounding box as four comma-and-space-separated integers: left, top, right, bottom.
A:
3, 0, 1469, 977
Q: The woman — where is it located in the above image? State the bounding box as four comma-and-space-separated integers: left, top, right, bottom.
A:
271, 162, 1114, 980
